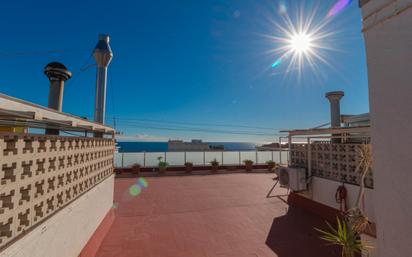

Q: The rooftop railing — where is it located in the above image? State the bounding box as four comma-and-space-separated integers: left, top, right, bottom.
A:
114, 150, 288, 168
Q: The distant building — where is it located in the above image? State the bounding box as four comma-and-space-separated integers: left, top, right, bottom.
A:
256, 142, 287, 151
168, 139, 212, 151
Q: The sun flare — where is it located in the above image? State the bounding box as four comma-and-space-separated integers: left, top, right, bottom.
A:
289, 33, 313, 54
267, 2, 338, 79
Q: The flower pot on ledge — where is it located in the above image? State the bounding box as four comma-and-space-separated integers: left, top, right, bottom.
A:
243, 160, 254, 172
185, 162, 193, 173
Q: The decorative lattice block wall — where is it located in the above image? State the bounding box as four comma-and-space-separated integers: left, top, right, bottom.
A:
0, 133, 114, 248
290, 142, 373, 188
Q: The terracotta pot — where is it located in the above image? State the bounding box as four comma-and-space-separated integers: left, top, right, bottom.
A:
211, 165, 219, 172
158, 167, 167, 174
132, 167, 140, 175
245, 163, 253, 172
185, 165, 193, 173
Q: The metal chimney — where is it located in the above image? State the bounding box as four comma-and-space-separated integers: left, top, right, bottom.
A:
44, 62, 72, 135
93, 34, 113, 125
325, 91, 344, 143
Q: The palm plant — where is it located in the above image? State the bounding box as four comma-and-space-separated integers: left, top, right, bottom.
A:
157, 156, 168, 173
346, 144, 372, 232
316, 217, 368, 257
316, 144, 373, 257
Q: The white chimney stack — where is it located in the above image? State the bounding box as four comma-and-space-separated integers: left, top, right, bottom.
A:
325, 91, 344, 128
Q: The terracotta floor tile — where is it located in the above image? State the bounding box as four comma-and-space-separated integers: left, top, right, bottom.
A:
95, 173, 340, 257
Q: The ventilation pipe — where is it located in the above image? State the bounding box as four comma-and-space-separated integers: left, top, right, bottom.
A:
325, 91, 344, 143
44, 62, 72, 135
93, 34, 113, 126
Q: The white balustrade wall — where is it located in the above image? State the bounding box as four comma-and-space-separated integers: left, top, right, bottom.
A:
114, 150, 288, 168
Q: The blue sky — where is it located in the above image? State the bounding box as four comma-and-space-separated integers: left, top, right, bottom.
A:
0, 0, 369, 143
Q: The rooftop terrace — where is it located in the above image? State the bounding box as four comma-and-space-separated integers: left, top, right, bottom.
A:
95, 173, 340, 257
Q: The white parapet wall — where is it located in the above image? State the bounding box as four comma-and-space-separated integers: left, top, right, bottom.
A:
360, 1, 412, 257
311, 177, 375, 222
0, 174, 114, 257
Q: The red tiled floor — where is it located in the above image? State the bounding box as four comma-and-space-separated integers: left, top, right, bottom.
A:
95, 173, 340, 257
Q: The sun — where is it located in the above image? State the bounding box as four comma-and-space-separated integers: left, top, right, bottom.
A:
266, 2, 338, 79
289, 32, 313, 54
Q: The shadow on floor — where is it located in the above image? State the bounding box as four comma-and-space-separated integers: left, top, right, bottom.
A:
265, 206, 341, 257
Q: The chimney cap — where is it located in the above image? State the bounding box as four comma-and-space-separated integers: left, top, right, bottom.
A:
93, 34, 113, 67
325, 91, 344, 100
44, 62, 72, 81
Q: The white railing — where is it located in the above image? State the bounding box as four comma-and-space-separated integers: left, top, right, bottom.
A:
114, 150, 288, 168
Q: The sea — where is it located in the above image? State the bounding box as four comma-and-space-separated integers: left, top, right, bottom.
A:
116, 141, 258, 153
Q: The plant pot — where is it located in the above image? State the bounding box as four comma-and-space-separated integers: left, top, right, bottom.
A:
211, 165, 218, 172
267, 164, 275, 171
132, 167, 140, 175
245, 164, 253, 172
185, 166, 193, 173
158, 167, 167, 174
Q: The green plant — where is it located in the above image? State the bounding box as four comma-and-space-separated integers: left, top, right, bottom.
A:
210, 159, 219, 166
316, 144, 373, 257
210, 159, 219, 172
266, 160, 277, 172
316, 217, 368, 257
157, 156, 168, 173
243, 159, 253, 165
243, 159, 254, 172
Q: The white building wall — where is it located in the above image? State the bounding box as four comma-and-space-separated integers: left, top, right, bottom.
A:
0, 175, 114, 257
361, 1, 412, 257
311, 177, 375, 222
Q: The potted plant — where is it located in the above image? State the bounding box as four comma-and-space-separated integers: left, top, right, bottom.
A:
131, 163, 141, 175
243, 159, 254, 172
157, 156, 168, 174
184, 162, 193, 173
210, 159, 219, 172
266, 160, 277, 172
316, 144, 373, 257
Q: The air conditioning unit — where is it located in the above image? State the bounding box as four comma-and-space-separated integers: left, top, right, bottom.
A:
276, 166, 307, 191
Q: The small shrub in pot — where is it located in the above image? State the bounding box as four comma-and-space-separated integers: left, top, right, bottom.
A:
131, 163, 141, 175
185, 162, 193, 173
210, 159, 219, 172
266, 160, 277, 172
243, 159, 254, 172
157, 156, 168, 174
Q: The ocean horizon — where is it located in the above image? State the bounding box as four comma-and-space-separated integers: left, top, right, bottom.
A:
116, 141, 259, 153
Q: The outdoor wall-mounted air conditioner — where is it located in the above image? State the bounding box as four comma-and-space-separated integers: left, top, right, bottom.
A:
277, 167, 307, 191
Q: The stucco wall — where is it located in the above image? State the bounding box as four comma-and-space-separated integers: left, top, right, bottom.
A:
311, 177, 375, 222
0, 175, 114, 257
361, 1, 412, 257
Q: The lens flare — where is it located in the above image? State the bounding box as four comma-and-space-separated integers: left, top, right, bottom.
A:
278, 1, 287, 14
327, 0, 352, 18
129, 184, 141, 196
138, 178, 148, 188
